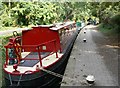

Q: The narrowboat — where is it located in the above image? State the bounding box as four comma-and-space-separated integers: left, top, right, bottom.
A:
3, 21, 78, 87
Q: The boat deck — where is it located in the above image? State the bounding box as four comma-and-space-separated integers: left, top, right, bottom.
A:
20, 52, 50, 67
5, 52, 63, 73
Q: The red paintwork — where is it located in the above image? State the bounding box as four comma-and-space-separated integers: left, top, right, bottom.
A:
3, 21, 76, 75
22, 26, 61, 52
4, 39, 58, 67
3, 55, 63, 76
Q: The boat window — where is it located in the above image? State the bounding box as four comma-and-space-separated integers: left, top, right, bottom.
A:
42, 46, 47, 50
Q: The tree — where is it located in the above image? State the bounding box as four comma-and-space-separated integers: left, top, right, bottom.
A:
0, 2, 119, 27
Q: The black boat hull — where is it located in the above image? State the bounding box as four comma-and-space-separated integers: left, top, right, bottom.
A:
4, 32, 78, 88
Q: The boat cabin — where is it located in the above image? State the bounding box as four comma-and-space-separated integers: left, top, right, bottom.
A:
4, 21, 76, 75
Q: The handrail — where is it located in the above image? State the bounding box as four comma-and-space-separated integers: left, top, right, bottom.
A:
5, 39, 56, 49
5, 39, 58, 67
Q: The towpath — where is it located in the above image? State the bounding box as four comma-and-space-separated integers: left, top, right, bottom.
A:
0, 28, 30, 36
61, 25, 118, 87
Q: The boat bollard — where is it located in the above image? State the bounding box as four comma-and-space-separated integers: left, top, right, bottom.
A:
36, 65, 40, 70
12, 64, 20, 73
84, 31, 86, 34
86, 75, 95, 86
83, 39, 86, 42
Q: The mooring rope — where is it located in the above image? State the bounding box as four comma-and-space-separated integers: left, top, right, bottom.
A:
8, 74, 13, 86
40, 67, 86, 85
17, 74, 23, 86
8, 67, 87, 86
8, 73, 23, 86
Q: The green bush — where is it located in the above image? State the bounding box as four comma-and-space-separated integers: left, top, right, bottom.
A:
0, 32, 21, 61
110, 14, 120, 33
0, 34, 13, 63
0, 32, 21, 87
2, 18, 13, 27
99, 13, 120, 34
111, 14, 120, 26
0, 34, 13, 87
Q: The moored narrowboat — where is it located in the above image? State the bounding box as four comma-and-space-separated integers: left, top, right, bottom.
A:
3, 21, 77, 87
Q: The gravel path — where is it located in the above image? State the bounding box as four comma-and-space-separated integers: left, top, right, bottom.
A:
61, 25, 118, 87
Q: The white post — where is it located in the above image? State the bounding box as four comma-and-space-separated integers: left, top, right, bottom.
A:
9, 0, 11, 18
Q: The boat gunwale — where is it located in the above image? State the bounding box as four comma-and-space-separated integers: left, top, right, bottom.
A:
3, 52, 64, 76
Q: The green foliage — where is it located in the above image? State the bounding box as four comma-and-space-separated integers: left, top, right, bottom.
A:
0, 34, 13, 87
2, 17, 13, 27
0, 2, 92, 27
99, 13, 120, 34
88, 2, 120, 23
0, 32, 21, 87
110, 13, 120, 32
0, 2, 58, 26
111, 13, 120, 26
0, 34, 13, 61
0, 33, 21, 60
0, 2, 119, 27
0, 3, 10, 26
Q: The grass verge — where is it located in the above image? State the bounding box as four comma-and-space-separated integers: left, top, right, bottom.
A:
98, 23, 120, 36
0, 33, 19, 87
98, 23, 120, 47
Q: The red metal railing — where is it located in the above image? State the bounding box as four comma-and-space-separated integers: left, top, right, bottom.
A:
4, 38, 58, 67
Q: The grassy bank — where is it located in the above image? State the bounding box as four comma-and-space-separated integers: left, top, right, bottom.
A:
0, 45, 2, 87
98, 23, 120, 36
98, 13, 120, 36
98, 23, 120, 48
0, 34, 12, 87
0, 33, 22, 87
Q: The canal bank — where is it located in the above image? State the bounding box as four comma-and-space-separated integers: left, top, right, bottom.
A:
60, 25, 118, 87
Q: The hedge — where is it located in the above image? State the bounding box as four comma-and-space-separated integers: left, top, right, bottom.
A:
0, 33, 21, 87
